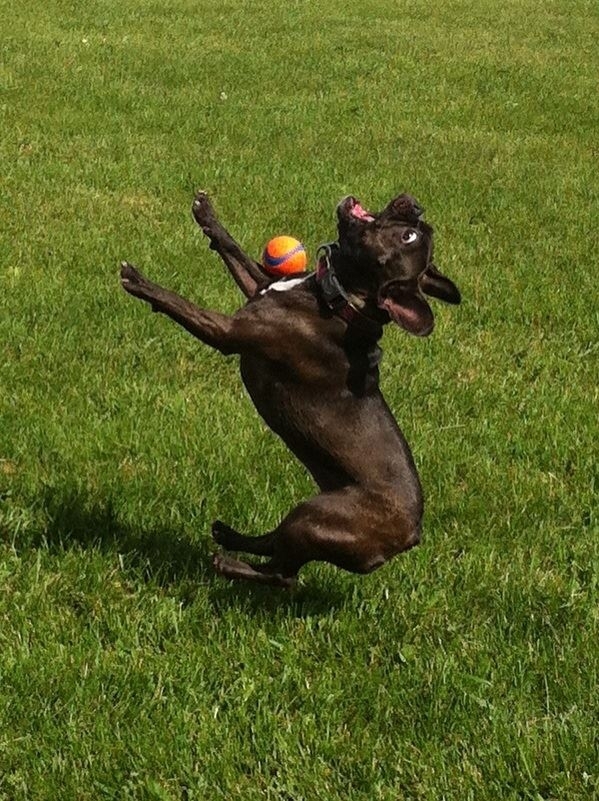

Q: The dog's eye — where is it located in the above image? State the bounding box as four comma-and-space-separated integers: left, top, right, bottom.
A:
401, 230, 419, 244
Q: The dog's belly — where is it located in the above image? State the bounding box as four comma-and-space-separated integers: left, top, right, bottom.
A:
239, 352, 422, 499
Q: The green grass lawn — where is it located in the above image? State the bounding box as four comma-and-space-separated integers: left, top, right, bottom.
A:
1, 0, 598, 798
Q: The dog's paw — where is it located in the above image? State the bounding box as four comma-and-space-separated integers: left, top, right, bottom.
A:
212, 551, 297, 588
211, 520, 236, 549
120, 261, 143, 288
212, 552, 227, 575
212, 551, 247, 580
192, 191, 217, 232
120, 261, 155, 304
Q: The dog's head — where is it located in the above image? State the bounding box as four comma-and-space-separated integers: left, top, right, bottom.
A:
336, 193, 460, 336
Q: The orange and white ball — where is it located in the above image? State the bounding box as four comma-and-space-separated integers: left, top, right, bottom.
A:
261, 236, 307, 276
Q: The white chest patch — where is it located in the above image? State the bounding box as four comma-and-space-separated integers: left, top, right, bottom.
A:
260, 275, 310, 295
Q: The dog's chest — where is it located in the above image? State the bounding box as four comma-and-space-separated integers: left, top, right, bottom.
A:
242, 287, 382, 427
239, 343, 380, 432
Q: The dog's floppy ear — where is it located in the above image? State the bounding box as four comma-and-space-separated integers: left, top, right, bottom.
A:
420, 264, 461, 305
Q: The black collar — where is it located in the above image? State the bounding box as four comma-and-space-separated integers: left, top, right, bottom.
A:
314, 243, 383, 338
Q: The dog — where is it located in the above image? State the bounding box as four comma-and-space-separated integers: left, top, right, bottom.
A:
120, 190, 460, 587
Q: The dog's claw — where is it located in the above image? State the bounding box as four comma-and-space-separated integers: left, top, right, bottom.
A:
120, 261, 155, 305
120, 261, 135, 283
120, 261, 140, 285
191, 190, 216, 229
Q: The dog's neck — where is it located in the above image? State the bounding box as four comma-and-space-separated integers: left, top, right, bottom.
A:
315, 243, 385, 338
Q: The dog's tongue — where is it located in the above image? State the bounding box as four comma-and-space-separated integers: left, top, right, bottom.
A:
378, 287, 434, 337
351, 202, 375, 222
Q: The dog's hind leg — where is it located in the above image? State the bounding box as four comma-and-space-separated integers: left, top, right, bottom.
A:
212, 487, 421, 586
191, 191, 268, 299
211, 520, 275, 556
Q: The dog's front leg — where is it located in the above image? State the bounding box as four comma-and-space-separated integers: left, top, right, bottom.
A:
120, 262, 239, 354
191, 191, 267, 299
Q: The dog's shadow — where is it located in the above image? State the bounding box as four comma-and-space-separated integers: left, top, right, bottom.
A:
29, 485, 345, 616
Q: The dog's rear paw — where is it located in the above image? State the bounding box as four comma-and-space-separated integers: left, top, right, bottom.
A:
212, 551, 250, 581
212, 552, 228, 575
212, 552, 296, 588
211, 520, 236, 549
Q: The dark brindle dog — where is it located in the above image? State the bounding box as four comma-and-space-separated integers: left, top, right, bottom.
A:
120, 190, 460, 587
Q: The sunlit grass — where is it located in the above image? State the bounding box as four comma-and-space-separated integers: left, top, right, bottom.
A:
0, 0, 597, 798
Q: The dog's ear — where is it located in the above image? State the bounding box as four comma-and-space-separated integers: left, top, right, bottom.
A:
378, 283, 434, 337
420, 264, 461, 305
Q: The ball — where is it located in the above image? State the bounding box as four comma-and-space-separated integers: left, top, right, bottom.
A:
261, 236, 307, 276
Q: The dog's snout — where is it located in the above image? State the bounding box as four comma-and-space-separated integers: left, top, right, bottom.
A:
392, 194, 424, 222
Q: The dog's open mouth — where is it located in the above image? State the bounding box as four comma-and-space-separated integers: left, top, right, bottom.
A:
351, 200, 375, 222
340, 196, 376, 223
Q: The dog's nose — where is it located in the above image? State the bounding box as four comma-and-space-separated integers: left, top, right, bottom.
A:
412, 199, 425, 219
393, 194, 424, 221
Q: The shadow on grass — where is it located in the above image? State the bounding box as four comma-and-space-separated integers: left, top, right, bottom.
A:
20, 484, 346, 616
207, 574, 348, 617
28, 484, 212, 588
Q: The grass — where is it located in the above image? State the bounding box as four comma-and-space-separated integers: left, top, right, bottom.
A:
1, 0, 598, 798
